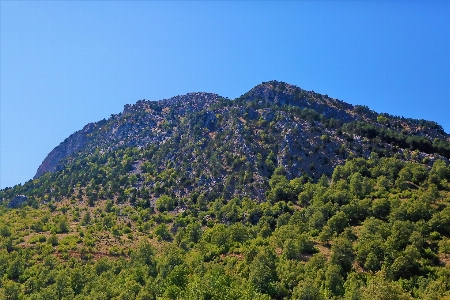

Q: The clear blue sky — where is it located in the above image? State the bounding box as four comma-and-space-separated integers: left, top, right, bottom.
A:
1, 1, 449, 189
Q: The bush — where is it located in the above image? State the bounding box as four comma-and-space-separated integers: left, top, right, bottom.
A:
156, 195, 175, 212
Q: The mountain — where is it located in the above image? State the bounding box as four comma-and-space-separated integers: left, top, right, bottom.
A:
2, 81, 450, 299
33, 80, 450, 201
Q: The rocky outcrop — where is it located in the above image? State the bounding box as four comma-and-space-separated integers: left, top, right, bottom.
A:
241, 81, 357, 122
8, 195, 28, 208
34, 93, 223, 179
34, 123, 96, 178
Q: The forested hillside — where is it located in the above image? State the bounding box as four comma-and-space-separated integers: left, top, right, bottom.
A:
1, 81, 450, 299
2, 156, 450, 299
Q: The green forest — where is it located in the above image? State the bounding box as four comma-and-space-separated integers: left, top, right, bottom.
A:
1, 154, 450, 299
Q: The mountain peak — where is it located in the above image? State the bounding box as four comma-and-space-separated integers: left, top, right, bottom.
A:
33, 81, 449, 201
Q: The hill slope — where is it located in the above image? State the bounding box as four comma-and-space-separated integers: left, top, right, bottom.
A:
33, 80, 450, 202
2, 81, 450, 299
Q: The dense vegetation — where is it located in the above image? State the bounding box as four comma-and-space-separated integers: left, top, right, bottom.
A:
343, 121, 450, 159
2, 155, 450, 299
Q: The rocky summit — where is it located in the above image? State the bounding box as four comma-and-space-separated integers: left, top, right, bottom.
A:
32, 80, 449, 202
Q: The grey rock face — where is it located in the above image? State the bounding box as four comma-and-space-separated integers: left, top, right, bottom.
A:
8, 195, 28, 208
34, 93, 223, 179
34, 123, 96, 178
32, 80, 449, 199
